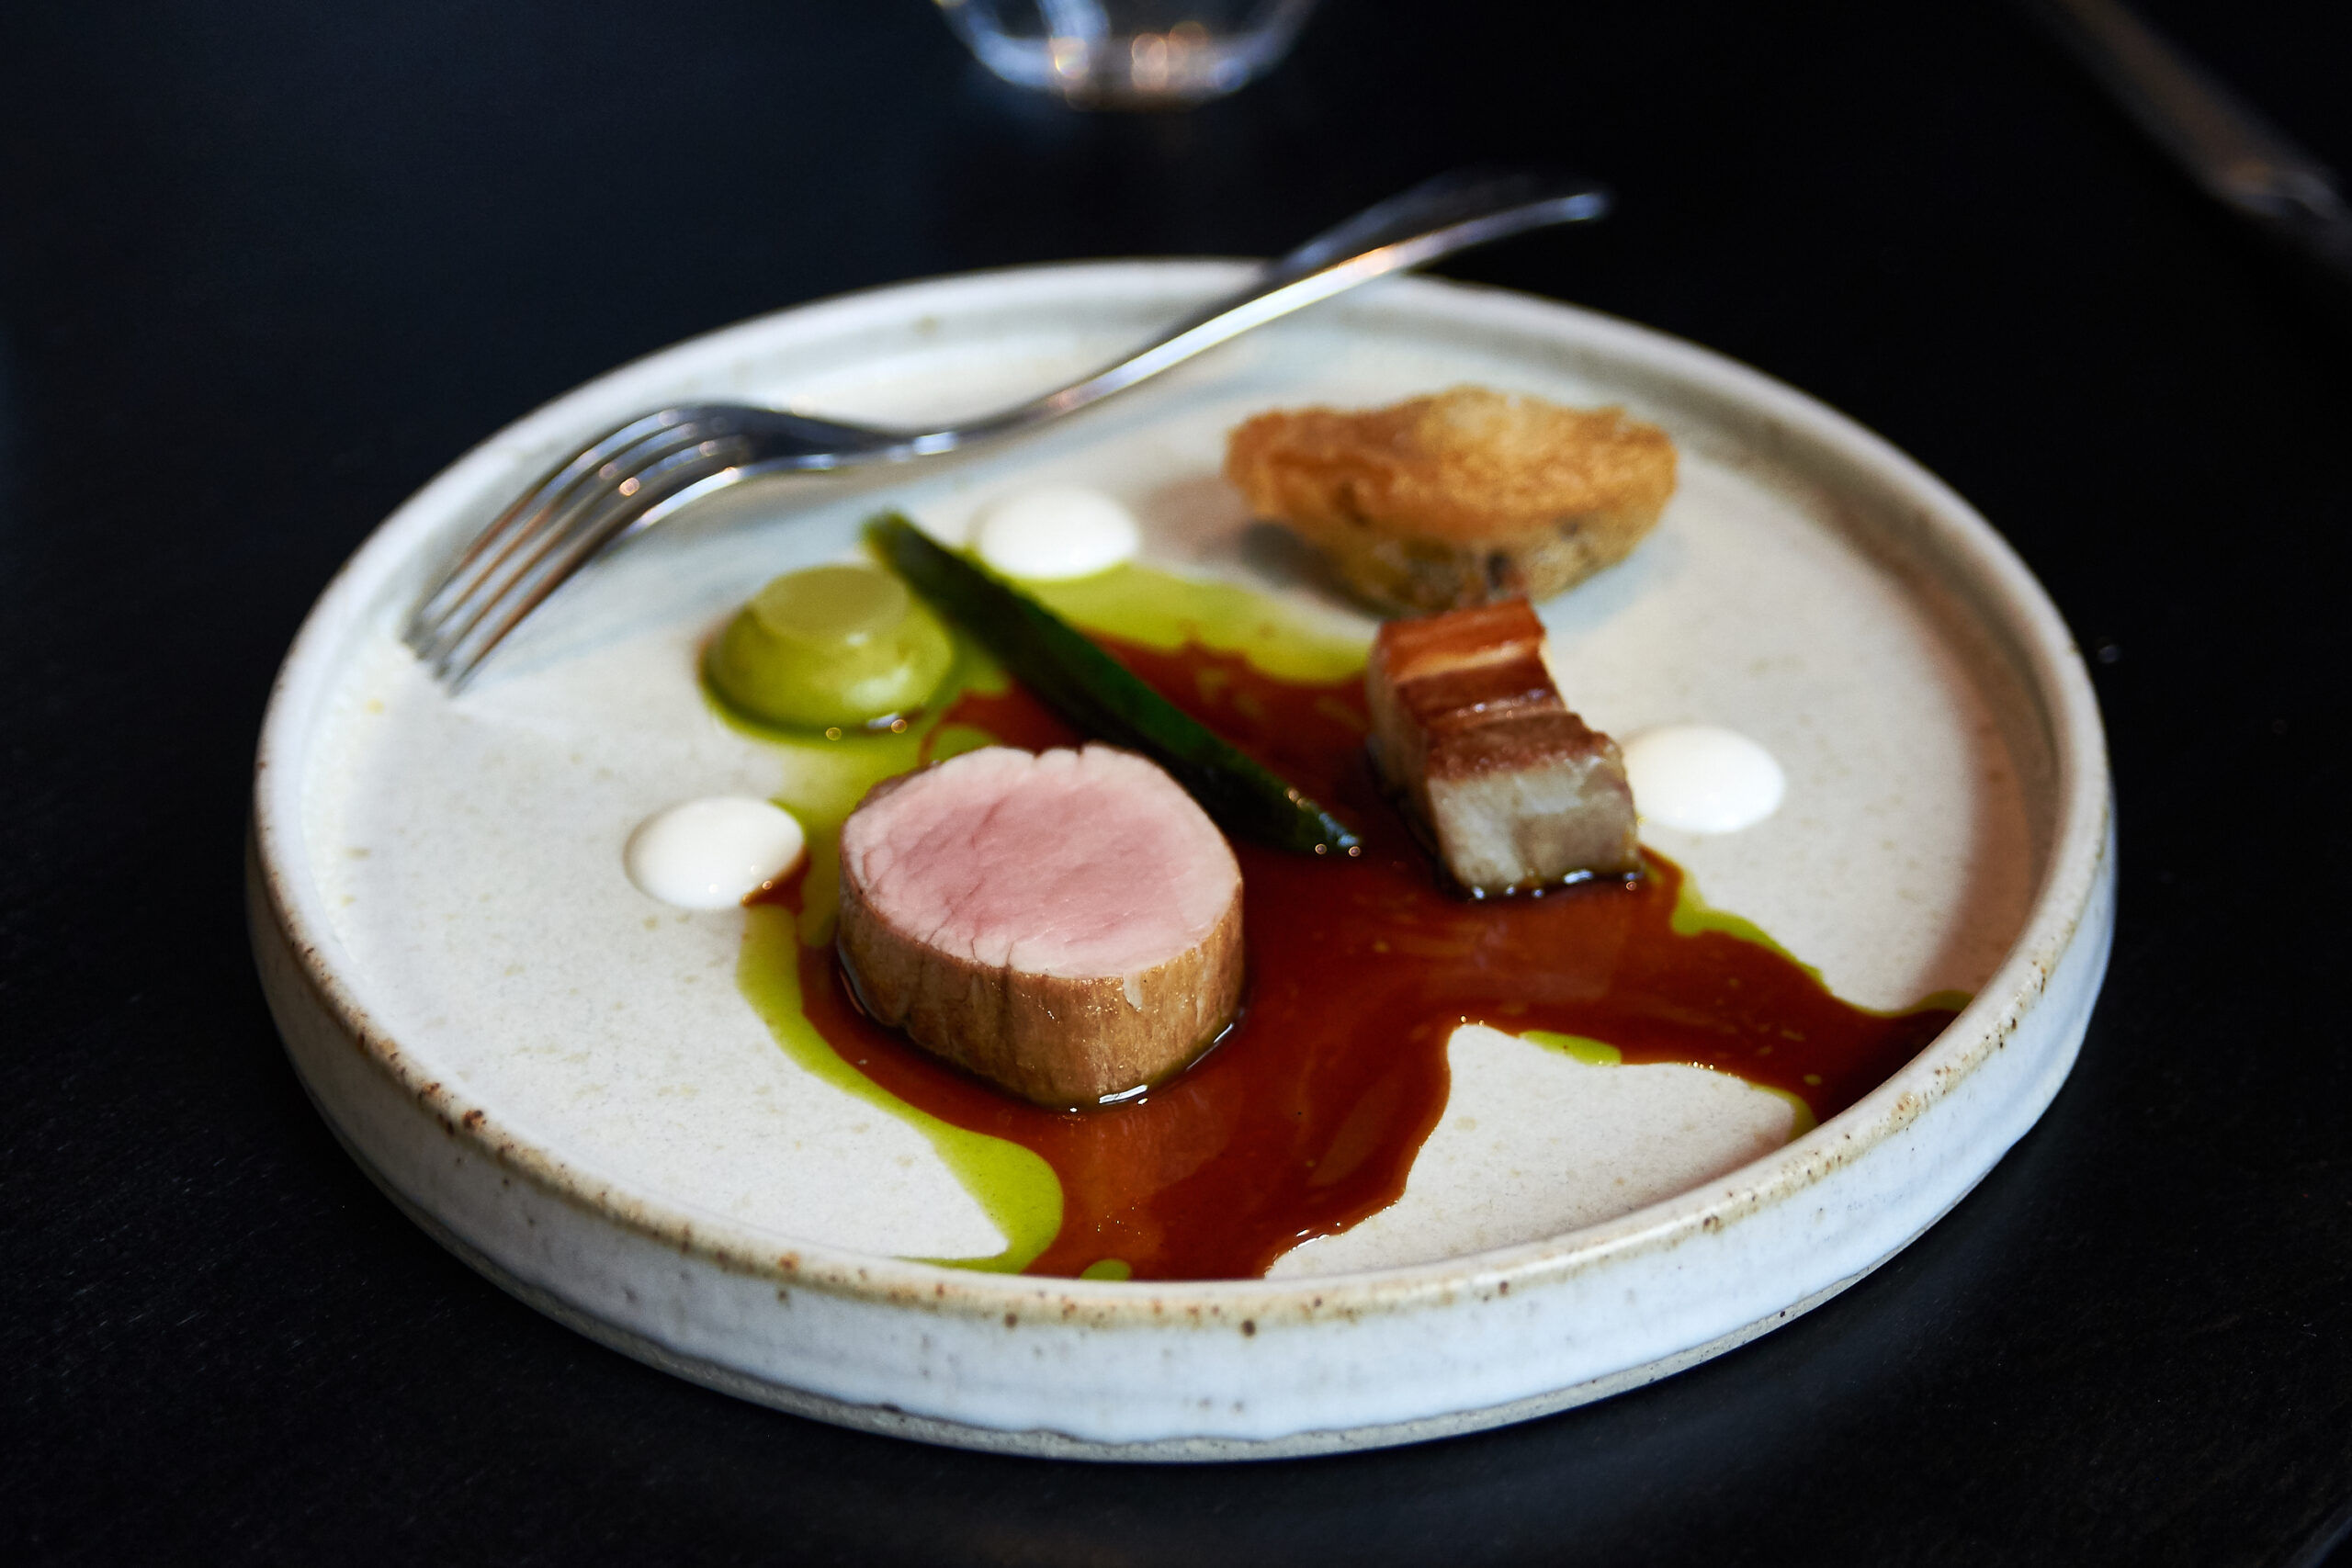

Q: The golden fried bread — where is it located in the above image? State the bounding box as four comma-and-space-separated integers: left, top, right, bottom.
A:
1224, 386, 1676, 615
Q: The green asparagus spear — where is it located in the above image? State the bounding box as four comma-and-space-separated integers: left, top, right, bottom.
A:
868, 513, 1360, 855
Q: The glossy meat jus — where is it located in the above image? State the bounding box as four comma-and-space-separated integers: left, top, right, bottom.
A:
773, 637, 1959, 1280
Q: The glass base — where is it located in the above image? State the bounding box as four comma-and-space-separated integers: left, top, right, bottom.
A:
937, 0, 1317, 107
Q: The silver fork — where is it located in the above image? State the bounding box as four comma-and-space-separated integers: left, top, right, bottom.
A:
406, 167, 1611, 689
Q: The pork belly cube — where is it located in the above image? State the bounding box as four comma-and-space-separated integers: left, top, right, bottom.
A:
1367, 601, 1640, 892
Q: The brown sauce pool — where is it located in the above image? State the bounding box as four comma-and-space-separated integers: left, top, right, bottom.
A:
772, 637, 1958, 1281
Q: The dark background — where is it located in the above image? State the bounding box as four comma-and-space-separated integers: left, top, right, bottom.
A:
5, 1, 2348, 1562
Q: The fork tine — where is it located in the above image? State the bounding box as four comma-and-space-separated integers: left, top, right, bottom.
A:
410, 415, 713, 652
433, 440, 745, 689
409, 413, 737, 667
419, 427, 734, 678
406, 407, 728, 649
433, 435, 753, 689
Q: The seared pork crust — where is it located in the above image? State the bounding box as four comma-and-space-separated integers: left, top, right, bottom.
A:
837, 872, 1243, 1109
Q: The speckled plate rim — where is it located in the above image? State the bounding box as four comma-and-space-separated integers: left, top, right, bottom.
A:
250, 263, 2113, 1456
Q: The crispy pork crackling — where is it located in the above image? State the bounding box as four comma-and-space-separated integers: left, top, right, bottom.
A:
1225, 386, 1675, 615
1367, 601, 1640, 893
835, 745, 1244, 1107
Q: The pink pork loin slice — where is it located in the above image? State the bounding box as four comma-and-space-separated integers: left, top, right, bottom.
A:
835, 744, 1245, 1108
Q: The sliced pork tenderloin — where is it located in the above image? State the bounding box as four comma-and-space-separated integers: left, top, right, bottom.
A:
836, 745, 1244, 1107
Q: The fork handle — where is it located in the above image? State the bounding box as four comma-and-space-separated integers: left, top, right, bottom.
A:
2023, 0, 2352, 334
909, 167, 1611, 453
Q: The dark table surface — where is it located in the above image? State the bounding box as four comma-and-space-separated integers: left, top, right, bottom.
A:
6, 2, 2349, 1562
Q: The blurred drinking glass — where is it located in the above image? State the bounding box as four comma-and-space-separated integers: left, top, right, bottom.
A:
935, 0, 1320, 106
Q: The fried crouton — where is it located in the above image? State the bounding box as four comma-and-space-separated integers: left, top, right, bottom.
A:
1225, 386, 1675, 615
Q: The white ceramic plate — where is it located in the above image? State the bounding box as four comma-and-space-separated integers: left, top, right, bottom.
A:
249, 264, 2112, 1459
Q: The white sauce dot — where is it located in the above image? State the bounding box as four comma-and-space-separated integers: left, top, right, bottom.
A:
1622, 726, 1786, 835
625, 797, 806, 909
972, 486, 1139, 581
